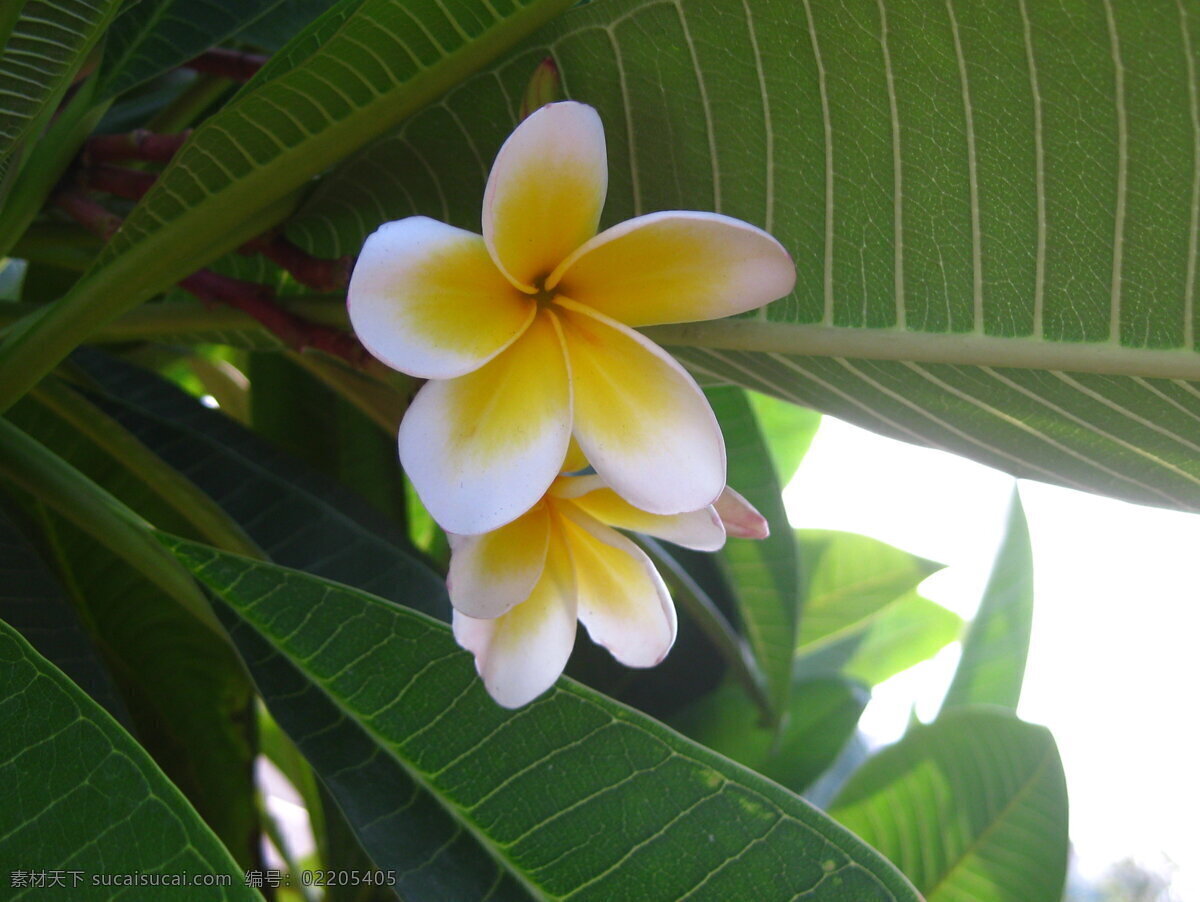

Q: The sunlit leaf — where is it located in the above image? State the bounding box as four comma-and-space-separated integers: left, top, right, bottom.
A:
830, 708, 1068, 902
707, 386, 798, 720
942, 488, 1034, 711
796, 529, 942, 651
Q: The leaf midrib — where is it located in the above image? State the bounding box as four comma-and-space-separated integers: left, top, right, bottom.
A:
648, 320, 1200, 380
923, 739, 1057, 899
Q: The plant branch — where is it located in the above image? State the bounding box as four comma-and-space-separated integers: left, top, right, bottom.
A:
183, 47, 269, 82
77, 164, 352, 291
52, 188, 372, 370
83, 130, 192, 164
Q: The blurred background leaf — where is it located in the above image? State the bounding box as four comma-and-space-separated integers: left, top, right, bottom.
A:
830, 707, 1069, 902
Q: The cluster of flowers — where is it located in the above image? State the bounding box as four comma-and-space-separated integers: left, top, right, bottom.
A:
347, 102, 796, 707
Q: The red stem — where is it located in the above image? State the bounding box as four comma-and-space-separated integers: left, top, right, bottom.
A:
183, 48, 269, 82
83, 164, 157, 201
241, 235, 352, 292
84, 130, 192, 164
53, 187, 370, 369
78, 166, 351, 292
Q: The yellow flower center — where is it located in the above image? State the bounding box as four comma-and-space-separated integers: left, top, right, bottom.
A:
528, 275, 559, 310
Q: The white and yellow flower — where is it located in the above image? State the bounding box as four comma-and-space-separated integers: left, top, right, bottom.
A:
348, 101, 795, 535
449, 474, 768, 708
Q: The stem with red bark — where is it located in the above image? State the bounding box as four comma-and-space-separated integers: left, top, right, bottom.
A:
183, 48, 269, 82
53, 188, 369, 369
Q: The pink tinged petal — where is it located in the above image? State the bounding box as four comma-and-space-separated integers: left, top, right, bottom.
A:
556, 300, 726, 516
347, 217, 535, 379
557, 475, 726, 552
446, 504, 551, 618
549, 210, 797, 327
714, 486, 771, 540
452, 532, 577, 708
482, 102, 607, 290
398, 312, 571, 535
558, 506, 676, 668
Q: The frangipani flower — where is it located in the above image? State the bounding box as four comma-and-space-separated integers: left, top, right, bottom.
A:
348, 101, 795, 536
449, 474, 768, 708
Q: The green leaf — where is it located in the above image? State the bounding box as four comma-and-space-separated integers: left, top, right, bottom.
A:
830, 708, 1068, 902
0, 617, 261, 901
96, 0, 287, 99
672, 677, 868, 795
942, 489, 1034, 711
0, 0, 577, 412
834, 591, 962, 689
0, 505, 127, 721
291, 0, 1200, 515
73, 349, 449, 615
0, 415, 222, 634
747, 391, 822, 486
0, 0, 122, 196
166, 534, 921, 901
796, 529, 943, 652
24, 505, 261, 867
706, 386, 798, 721
15, 376, 261, 557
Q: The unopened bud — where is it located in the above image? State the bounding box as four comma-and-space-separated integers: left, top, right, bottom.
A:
714, 487, 770, 540
519, 57, 561, 121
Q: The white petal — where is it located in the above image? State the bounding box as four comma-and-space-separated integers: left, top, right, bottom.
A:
549, 210, 796, 326
557, 300, 725, 515
555, 475, 726, 552
452, 533, 577, 708
483, 102, 607, 290
447, 504, 551, 618
348, 217, 534, 378
558, 506, 676, 668
399, 312, 571, 535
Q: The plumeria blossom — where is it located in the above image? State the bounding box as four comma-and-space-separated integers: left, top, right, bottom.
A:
348, 101, 796, 536
449, 473, 768, 708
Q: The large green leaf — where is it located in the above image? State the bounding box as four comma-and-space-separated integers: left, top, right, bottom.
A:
0, 617, 261, 901
167, 534, 921, 901
830, 708, 1068, 902
0, 0, 121, 195
706, 386, 798, 720
0, 0, 577, 411
286, 0, 1200, 514
942, 488, 1034, 711
96, 0, 287, 99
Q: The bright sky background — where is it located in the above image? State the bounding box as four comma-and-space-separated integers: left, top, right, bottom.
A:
785, 416, 1200, 898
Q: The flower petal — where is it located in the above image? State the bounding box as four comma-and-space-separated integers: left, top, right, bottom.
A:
550, 210, 796, 327
453, 531, 576, 708
555, 475, 725, 552
714, 486, 770, 539
399, 312, 571, 534
483, 102, 607, 290
348, 217, 535, 378
558, 506, 676, 668
447, 503, 551, 618
557, 301, 725, 515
